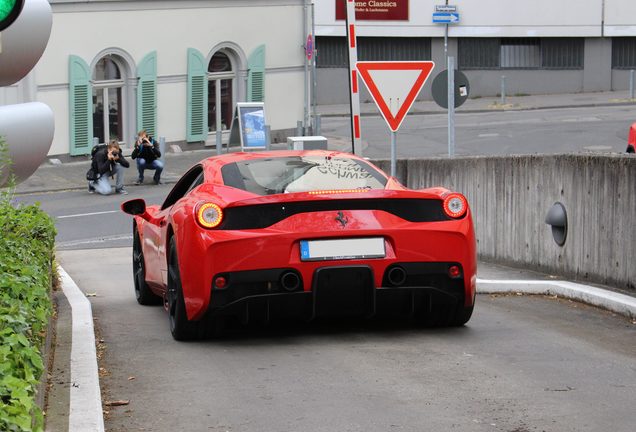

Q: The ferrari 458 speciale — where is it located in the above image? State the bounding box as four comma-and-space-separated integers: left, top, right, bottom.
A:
121, 150, 476, 340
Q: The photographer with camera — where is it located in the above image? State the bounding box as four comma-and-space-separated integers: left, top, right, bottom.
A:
131, 129, 163, 185
88, 140, 130, 195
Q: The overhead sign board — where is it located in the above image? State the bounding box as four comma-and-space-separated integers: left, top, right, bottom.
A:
432, 12, 459, 24
435, 5, 457, 13
356, 61, 435, 132
335, 0, 409, 21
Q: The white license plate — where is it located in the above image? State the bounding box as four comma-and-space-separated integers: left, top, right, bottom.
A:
300, 237, 385, 261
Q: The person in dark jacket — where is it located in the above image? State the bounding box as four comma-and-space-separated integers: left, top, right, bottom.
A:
89, 140, 130, 195
131, 129, 163, 185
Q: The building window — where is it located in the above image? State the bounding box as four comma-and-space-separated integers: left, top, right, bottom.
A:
208, 51, 235, 133
316, 37, 432, 68
500, 38, 541, 68
459, 38, 583, 70
458, 38, 500, 69
612, 37, 636, 69
92, 57, 124, 143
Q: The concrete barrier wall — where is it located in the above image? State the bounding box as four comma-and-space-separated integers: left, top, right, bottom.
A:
371, 155, 636, 291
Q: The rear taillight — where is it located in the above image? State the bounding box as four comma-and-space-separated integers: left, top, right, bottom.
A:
195, 202, 223, 229
443, 193, 468, 218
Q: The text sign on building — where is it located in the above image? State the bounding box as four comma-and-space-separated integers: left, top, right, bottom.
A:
435, 5, 457, 13
432, 12, 459, 24
356, 61, 435, 132
335, 0, 409, 21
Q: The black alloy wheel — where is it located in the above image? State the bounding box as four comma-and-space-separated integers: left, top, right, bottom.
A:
133, 227, 161, 305
167, 237, 198, 341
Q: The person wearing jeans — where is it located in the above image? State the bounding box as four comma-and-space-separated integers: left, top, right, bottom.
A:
131, 129, 163, 185
89, 140, 129, 195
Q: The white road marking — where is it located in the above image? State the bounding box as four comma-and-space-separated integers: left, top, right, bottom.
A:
57, 210, 119, 219
560, 116, 601, 123
478, 133, 499, 138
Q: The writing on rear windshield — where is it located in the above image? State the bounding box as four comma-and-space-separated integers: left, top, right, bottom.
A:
222, 155, 387, 195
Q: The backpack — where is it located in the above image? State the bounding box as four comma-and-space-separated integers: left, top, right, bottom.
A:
91, 143, 107, 159
86, 144, 107, 181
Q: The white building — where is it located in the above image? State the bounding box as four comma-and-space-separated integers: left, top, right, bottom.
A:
314, 0, 636, 104
2, 0, 311, 157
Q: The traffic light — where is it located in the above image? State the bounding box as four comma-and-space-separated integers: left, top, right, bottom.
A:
0, 0, 24, 32
0, 0, 54, 186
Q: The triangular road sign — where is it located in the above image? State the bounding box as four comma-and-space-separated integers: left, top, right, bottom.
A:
357, 61, 435, 132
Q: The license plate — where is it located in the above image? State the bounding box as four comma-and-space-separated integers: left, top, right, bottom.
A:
300, 237, 385, 261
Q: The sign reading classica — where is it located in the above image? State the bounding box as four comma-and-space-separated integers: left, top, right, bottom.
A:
335, 0, 408, 21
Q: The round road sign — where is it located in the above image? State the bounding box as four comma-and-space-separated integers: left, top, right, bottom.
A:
431, 69, 470, 109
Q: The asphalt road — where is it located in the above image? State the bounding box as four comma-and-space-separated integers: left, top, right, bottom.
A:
57, 248, 636, 432
324, 105, 635, 158
19, 185, 169, 250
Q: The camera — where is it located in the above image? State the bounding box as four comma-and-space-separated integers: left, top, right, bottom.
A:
111, 150, 120, 157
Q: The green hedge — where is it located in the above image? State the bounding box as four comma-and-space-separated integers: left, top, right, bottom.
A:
0, 189, 56, 428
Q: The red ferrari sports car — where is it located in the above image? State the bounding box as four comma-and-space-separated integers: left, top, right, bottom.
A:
121, 150, 476, 340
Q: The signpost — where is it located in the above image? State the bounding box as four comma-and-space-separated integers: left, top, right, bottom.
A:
356, 61, 435, 177
345, 0, 362, 155
433, 4, 462, 158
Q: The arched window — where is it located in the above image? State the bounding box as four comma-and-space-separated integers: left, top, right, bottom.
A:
92, 56, 124, 143
207, 51, 235, 134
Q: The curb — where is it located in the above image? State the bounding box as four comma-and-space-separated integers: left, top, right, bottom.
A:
58, 266, 105, 432
477, 278, 636, 320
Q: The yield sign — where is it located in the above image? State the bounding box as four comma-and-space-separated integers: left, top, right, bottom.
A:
356, 61, 435, 132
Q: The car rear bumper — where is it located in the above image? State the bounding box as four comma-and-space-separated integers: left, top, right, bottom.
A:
206, 263, 468, 323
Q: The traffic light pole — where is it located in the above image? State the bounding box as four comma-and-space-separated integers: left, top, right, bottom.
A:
0, 0, 54, 186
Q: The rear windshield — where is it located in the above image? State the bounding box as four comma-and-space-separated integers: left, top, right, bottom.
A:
221, 155, 387, 195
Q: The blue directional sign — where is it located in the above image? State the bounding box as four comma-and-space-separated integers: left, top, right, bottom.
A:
433, 12, 459, 24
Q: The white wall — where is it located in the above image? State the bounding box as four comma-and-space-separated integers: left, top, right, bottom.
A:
316, 0, 636, 38
604, 0, 636, 36
30, 0, 308, 156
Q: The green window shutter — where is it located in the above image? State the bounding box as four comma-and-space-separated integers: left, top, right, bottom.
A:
68, 55, 93, 156
137, 51, 158, 137
186, 48, 207, 142
247, 45, 266, 102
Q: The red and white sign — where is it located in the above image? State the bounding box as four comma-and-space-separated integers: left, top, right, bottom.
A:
356, 61, 435, 132
306, 34, 313, 61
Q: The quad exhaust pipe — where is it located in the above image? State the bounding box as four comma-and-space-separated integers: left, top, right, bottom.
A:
387, 266, 407, 287
280, 271, 301, 292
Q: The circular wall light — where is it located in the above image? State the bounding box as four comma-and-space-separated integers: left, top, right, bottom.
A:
545, 202, 568, 246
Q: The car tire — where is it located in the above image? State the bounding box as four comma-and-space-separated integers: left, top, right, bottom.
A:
450, 305, 474, 327
133, 227, 161, 306
167, 237, 199, 341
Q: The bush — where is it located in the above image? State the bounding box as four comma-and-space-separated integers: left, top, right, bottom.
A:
0, 138, 56, 431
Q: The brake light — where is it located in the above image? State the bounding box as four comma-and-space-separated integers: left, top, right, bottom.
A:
443, 193, 468, 218
308, 189, 368, 195
195, 202, 223, 229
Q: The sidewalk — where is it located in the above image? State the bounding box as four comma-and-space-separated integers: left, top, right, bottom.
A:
14, 90, 636, 196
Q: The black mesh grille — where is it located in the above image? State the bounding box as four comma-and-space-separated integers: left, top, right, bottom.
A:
219, 198, 452, 230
